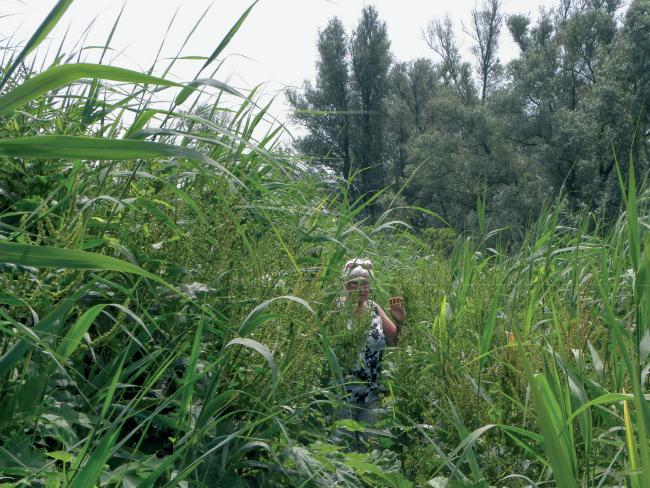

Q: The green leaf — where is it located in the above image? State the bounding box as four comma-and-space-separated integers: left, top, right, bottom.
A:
0, 283, 93, 378
624, 397, 642, 488
0, 241, 170, 287
0, 135, 239, 187
0, 0, 74, 91
383, 472, 414, 488
636, 237, 650, 361
343, 456, 386, 478
238, 295, 314, 336
531, 373, 579, 487
180, 321, 203, 428
334, 419, 365, 432
55, 304, 106, 363
587, 341, 604, 379
479, 282, 500, 371
175, 78, 243, 106
0, 63, 180, 116
627, 157, 640, 273
46, 451, 75, 463
195, 390, 238, 431
199, 1, 259, 73
0, 134, 209, 166
226, 338, 276, 387
0, 292, 29, 307
123, 109, 159, 139
68, 430, 119, 488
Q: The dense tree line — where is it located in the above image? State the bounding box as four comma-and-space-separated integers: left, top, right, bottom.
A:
288, 0, 650, 238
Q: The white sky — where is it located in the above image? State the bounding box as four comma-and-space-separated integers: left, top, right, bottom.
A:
4, 0, 567, 133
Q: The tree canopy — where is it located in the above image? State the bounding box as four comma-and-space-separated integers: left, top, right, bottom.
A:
288, 0, 650, 240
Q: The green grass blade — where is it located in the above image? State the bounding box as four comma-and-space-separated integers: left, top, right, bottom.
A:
624, 397, 642, 488
70, 350, 127, 483
0, 283, 93, 378
123, 109, 159, 139
0, 0, 73, 91
180, 321, 203, 429
0, 135, 236, 181
479, 281, 500, 372
199, 0, 259, 74
0, 63, 180, 116
55, 303, 106, 363
68, 430, 119, 488
627, 157, 640, 273
239, 296, 314, 336
532, 373, 579, 487
0, 241, 172, 287
175, 78, 243, 105
226, 338, 276, 391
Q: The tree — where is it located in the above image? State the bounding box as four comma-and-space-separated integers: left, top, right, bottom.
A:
289, 0, 648, 239
424, 16, 461, 89
349, 5, 392, 204
466, 0, 504, 103
287, 18, 351, 177
502, 0, 632, 205
620, 0, 650, 132
424, 16, 477, 104
386, 58, 439, 183
389, 59, 438, 136
287, 7, 392, 207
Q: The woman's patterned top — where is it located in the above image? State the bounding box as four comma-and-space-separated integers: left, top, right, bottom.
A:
336, 299, 386, 405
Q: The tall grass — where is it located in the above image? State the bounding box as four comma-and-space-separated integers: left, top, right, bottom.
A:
1, 1, 650, 487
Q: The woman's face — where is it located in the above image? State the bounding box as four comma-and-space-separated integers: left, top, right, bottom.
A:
345, 278, 370, 303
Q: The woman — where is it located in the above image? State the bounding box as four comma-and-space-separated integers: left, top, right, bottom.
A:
334, 259, 405, 444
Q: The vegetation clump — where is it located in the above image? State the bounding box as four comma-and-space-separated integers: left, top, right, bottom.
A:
1, 1, 650, 487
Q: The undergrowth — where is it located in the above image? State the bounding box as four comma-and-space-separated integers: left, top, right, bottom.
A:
1, 2, 650, 487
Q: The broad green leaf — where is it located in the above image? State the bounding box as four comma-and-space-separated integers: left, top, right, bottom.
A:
55, 304, 106, 363
68, 430, 119, 488
226, 338, 276, 387
175, 78, 243, 105
0, 135, 216, 169
239, 295, 314, 336
0, 241, 170, 287
0, 135, 239, 187
0, 63, 180, 116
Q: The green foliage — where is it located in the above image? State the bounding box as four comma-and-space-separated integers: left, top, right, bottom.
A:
291, 0, 650, 241
3, 1, 650, 487
421, 227, 457, 255
287, 17, 351, 178
288, 6, 392, 209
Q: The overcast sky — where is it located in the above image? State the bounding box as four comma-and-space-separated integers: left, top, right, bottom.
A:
5, 0, 564, 132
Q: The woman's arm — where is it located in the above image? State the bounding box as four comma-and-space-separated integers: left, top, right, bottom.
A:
375, 304, 399, 347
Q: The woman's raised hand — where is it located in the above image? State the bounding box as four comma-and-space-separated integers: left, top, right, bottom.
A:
388, 296, 406, 324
